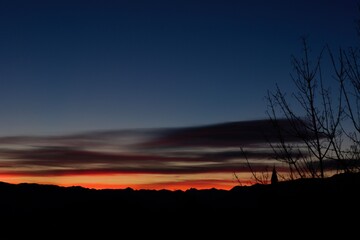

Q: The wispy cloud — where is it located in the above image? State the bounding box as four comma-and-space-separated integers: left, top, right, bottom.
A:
0, 119, 312, 182
137, 119, 304, 148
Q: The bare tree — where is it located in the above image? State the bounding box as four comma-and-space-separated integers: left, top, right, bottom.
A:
239, 147, 271, 184
243, 7, 360, 182
267, 38, 344, 179
328, 10, 360, 173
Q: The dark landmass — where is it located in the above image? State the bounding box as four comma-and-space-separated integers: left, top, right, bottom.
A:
1, 172, 360, 213
1, 172, 359, 235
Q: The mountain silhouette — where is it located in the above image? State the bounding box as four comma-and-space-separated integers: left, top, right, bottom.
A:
0, 172, 359, 236
1, 172, 360, 213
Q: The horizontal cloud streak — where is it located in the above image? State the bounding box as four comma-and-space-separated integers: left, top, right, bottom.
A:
0, 148, 279, 175
138, 119, 310, 148
0, 119, 319, 188
0, 162, 291, 176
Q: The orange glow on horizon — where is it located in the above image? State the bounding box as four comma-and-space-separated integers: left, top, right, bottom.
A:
0, 172, 256, 191
39, 179, 256, 191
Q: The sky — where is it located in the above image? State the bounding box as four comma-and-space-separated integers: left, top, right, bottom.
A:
0, 0, 358, 190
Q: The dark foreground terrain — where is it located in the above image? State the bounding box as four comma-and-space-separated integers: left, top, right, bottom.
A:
1, 173, 359, 236
1, 172, 360, 212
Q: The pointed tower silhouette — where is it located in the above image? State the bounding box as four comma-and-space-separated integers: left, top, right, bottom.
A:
271, 166, 278, 185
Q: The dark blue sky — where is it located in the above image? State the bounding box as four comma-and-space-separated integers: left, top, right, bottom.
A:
0, 0, 358, 135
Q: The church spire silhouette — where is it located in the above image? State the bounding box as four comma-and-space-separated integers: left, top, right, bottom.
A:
271, 166, 278, 185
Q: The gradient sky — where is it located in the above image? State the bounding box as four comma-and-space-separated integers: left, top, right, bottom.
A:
0, 0, 358, 190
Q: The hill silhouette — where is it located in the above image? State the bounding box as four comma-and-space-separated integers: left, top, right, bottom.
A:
1, 172, 359, 213
1, 172, 359, 236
